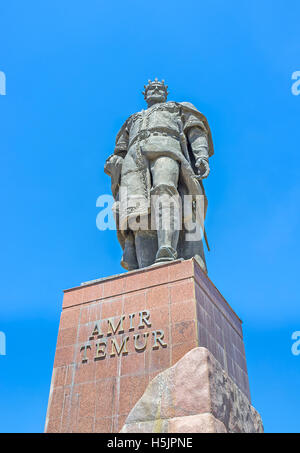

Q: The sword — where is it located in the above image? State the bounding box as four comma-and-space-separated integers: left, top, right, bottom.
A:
177, 120, 210, 252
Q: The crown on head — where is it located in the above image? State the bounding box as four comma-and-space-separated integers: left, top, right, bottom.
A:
142, 78, 169, 99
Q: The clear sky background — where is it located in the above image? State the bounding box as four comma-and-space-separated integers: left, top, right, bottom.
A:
0, 0, 299, 433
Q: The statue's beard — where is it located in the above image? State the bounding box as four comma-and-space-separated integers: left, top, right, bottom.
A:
146, 94, 166, 105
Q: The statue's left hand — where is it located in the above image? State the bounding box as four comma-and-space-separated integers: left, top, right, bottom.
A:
195, 157, 210, 179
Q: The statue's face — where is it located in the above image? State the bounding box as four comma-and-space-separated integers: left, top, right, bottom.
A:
145, 84, 167, 105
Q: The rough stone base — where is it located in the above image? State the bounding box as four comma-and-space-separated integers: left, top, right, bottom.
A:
120, 347, 263, 433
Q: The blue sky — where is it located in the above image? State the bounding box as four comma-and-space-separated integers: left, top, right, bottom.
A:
0, 0, 299, 433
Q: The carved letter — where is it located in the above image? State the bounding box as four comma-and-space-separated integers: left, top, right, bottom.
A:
134, 332, 150, 351
110, 336, 129, 357
89, 322, 102, 340
128, 313, 135, 331
94, 339, 107, 360
152, 330, 167, 349
107, 315, 125, 335
138, 310, 151, 328
80, 343, 91, 362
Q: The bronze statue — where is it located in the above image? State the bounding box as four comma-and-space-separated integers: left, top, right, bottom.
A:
104, 79, 214, 272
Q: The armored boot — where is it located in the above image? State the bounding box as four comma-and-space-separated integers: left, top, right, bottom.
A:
155, 229, 178, 263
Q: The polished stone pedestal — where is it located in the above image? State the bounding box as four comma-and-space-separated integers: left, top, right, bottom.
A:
45, 258, 260, 433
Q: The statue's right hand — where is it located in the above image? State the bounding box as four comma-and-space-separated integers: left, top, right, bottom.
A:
104, 154, 123, 178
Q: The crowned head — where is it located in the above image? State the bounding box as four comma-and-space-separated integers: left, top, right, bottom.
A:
142, 78, 169, 107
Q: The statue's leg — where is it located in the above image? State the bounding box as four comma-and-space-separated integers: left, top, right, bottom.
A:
134, 227, 157, 268
119, 144, 151, 269
121, 231, 138, 271
150, 156, 181, 263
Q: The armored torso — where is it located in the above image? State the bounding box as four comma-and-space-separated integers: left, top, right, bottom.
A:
114, 100, 213, 160
126, 101, 182, 155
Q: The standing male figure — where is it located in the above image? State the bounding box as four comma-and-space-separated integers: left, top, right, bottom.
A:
104, 79, 214, 272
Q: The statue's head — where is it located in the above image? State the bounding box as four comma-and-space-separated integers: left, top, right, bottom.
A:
142, 78, 169, 107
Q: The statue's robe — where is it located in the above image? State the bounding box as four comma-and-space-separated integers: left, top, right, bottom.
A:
105, 101, 214, 270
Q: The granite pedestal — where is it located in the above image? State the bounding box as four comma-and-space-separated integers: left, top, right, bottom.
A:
45, 258, 260, 433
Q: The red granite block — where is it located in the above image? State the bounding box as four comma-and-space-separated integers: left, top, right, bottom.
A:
60, 394, 71, 433
95, 356, 118, 380
75, 416, 94, 433
81, 284, 103, 303
46, 418, 61, 433
194, 262, 243, 337
74, 361, 96, 384
146, 284, 169, 309
103, 277, 125, 298
123, 290, 146, 314
119, 376, 132, 415
60, 308, 80, 330
54, 345, 74, 368
170, 279, 195, 304
171, 320, 197, 345
71, 392, 83, 432
53, 366, 68, 388
101, 296, 123, 319
78, 382, 96, 418
65, 364, 74, 386
47, 387, 64, 420
124, 265, 169, 293
95, 379, 117, 419
95, 417, 113, 433
57, 327, 77, 348
88, 302, 102, 323
145, 265, 170, 287
150, 305, 169, 329
80, 306, 90, 324
121, 351, 145, 376
168, 259, 194, 282
63, 288, 83, 309
170, 299, 197, 325
115, 415, 127, 433
118, 375, 149, 416
77, 323, 89, 344
129, 375, 149, 407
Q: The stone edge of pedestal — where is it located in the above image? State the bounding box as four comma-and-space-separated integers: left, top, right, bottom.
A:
120, 347, 263, 434
79, 259, 185, 287
61, 258, 242, 332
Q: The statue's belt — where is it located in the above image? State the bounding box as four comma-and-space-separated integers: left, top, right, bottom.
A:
128, 130, 180, 148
